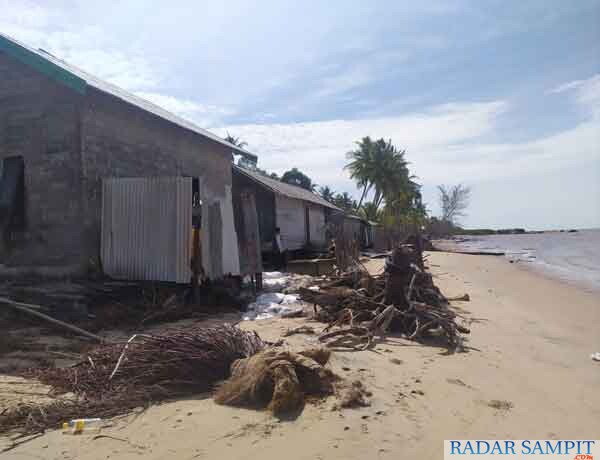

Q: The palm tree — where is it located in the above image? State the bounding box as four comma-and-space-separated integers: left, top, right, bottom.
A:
333, 192, 357, 212
346, 137, 412, 211
345, 136, 376, 208
358, 202, 381, 222
318, 186, 336, 203
370, 139, 412, 210
224, 132, 247, 148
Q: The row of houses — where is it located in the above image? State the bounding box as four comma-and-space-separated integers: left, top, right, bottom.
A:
0, 33, 381, 284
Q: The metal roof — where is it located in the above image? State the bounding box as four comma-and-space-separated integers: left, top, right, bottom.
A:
345, 214, 366, 222
233, 165, 341, 211
0, 33, 257, 161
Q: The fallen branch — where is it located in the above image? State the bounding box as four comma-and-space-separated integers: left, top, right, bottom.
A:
0, 297, 107, 343
283, 325, 315, 337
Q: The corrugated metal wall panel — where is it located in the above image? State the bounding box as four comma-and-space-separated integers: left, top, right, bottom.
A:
101, 177, 192, 283
275, 195, 306, 251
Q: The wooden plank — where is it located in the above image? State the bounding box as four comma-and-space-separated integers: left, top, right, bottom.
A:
0, 297, 107, 343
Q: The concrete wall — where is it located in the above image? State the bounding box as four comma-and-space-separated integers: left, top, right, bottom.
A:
81, 88, 238, 275
0, 50, 239, 277
0, 51, 84, 270
275, 195, 306, 251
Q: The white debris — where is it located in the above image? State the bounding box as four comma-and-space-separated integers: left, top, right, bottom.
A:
262, 271, 293, 291
307, 286, 320, 291
243, 292, 301, 321
591, 352, 600, 362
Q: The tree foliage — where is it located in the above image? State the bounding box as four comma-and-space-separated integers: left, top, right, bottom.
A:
345, 136, 423, 225
224, 132, 248, 148
226, 132, 258, 169
358, 202, 381, 221
438, 184, 471, 225
281, 168, 316, 191
318, 186, 336, 203
332, 192, 357, 212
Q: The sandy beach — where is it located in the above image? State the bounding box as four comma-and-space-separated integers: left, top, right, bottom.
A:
2, 251, 599, 459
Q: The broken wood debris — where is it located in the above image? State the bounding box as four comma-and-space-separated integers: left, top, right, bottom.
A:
283, 325, 315, 337
299, 243, 470, 350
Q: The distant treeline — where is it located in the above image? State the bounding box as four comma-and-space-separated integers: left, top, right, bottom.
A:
455, 228, 527, 236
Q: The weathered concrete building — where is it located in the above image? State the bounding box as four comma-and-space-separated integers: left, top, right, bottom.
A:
0, 33, 255, 281
232, 165, 341, 252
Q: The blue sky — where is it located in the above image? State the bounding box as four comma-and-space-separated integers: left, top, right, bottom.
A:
2, 0, 599, 229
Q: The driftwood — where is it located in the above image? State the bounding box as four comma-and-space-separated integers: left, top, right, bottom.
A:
299, 241, 469, 350
281, 308, 305, 319
0, 297, 107, 343
434, 249, 505, 256
283, 325, 315, 337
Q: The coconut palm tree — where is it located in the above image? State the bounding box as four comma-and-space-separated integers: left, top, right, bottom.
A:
358, 202, 381, 222
345, 136, 376, 208
346, 137, 413, 209
333, 192, 357, 212
224, 132, 248, 148
371, 139, 413, 210
318, 186, 336, 203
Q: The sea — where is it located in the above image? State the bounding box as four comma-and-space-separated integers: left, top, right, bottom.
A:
450, 229, 600, 293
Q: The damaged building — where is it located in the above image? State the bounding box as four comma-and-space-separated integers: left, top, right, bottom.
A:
0, 33, 257, 282
232, 165, 342, 254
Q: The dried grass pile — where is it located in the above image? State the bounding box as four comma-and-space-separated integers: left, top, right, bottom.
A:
214, 348, 337, 416
2, 325, 265, 436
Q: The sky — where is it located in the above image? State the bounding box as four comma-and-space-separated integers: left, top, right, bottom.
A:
2, 0, 599, 230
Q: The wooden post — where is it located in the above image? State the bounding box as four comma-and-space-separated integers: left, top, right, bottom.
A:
191, 226, 201, 304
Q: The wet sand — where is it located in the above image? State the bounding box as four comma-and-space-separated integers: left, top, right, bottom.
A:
3, 252, 599, 459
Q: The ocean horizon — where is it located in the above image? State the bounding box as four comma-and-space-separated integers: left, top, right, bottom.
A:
449, 228, 600, 293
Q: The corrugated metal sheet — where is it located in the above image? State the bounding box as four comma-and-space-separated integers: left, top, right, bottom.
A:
233, 165, 341, 211
235, 190, 263, 276
275, 195, 307, 251
101, 177, 192, 283
0, 33, 257, 161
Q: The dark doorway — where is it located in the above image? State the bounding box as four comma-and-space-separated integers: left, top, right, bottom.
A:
0, 156, 26, 255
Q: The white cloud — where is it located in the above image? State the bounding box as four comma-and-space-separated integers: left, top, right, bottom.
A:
135, 92, 234, 128
218, 98, 599, 220
216, 100, 509, 186
0, 1, 162, 92
548, 79, 587, 94
548, 74, 600, 114
314, 64, 374, 99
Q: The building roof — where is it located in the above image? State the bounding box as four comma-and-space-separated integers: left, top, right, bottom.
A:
0, 33, 257, 161
345, 214, 366, 222
233, 165, 341, 211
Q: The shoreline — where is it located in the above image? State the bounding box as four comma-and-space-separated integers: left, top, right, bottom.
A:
3, 252, 599, 459
433, 233, 600, 295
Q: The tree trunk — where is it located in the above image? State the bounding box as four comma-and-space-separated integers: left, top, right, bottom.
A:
357, 183, 371, 209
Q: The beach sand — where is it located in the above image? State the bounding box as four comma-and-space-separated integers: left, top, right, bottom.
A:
3, 252, 599, 459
